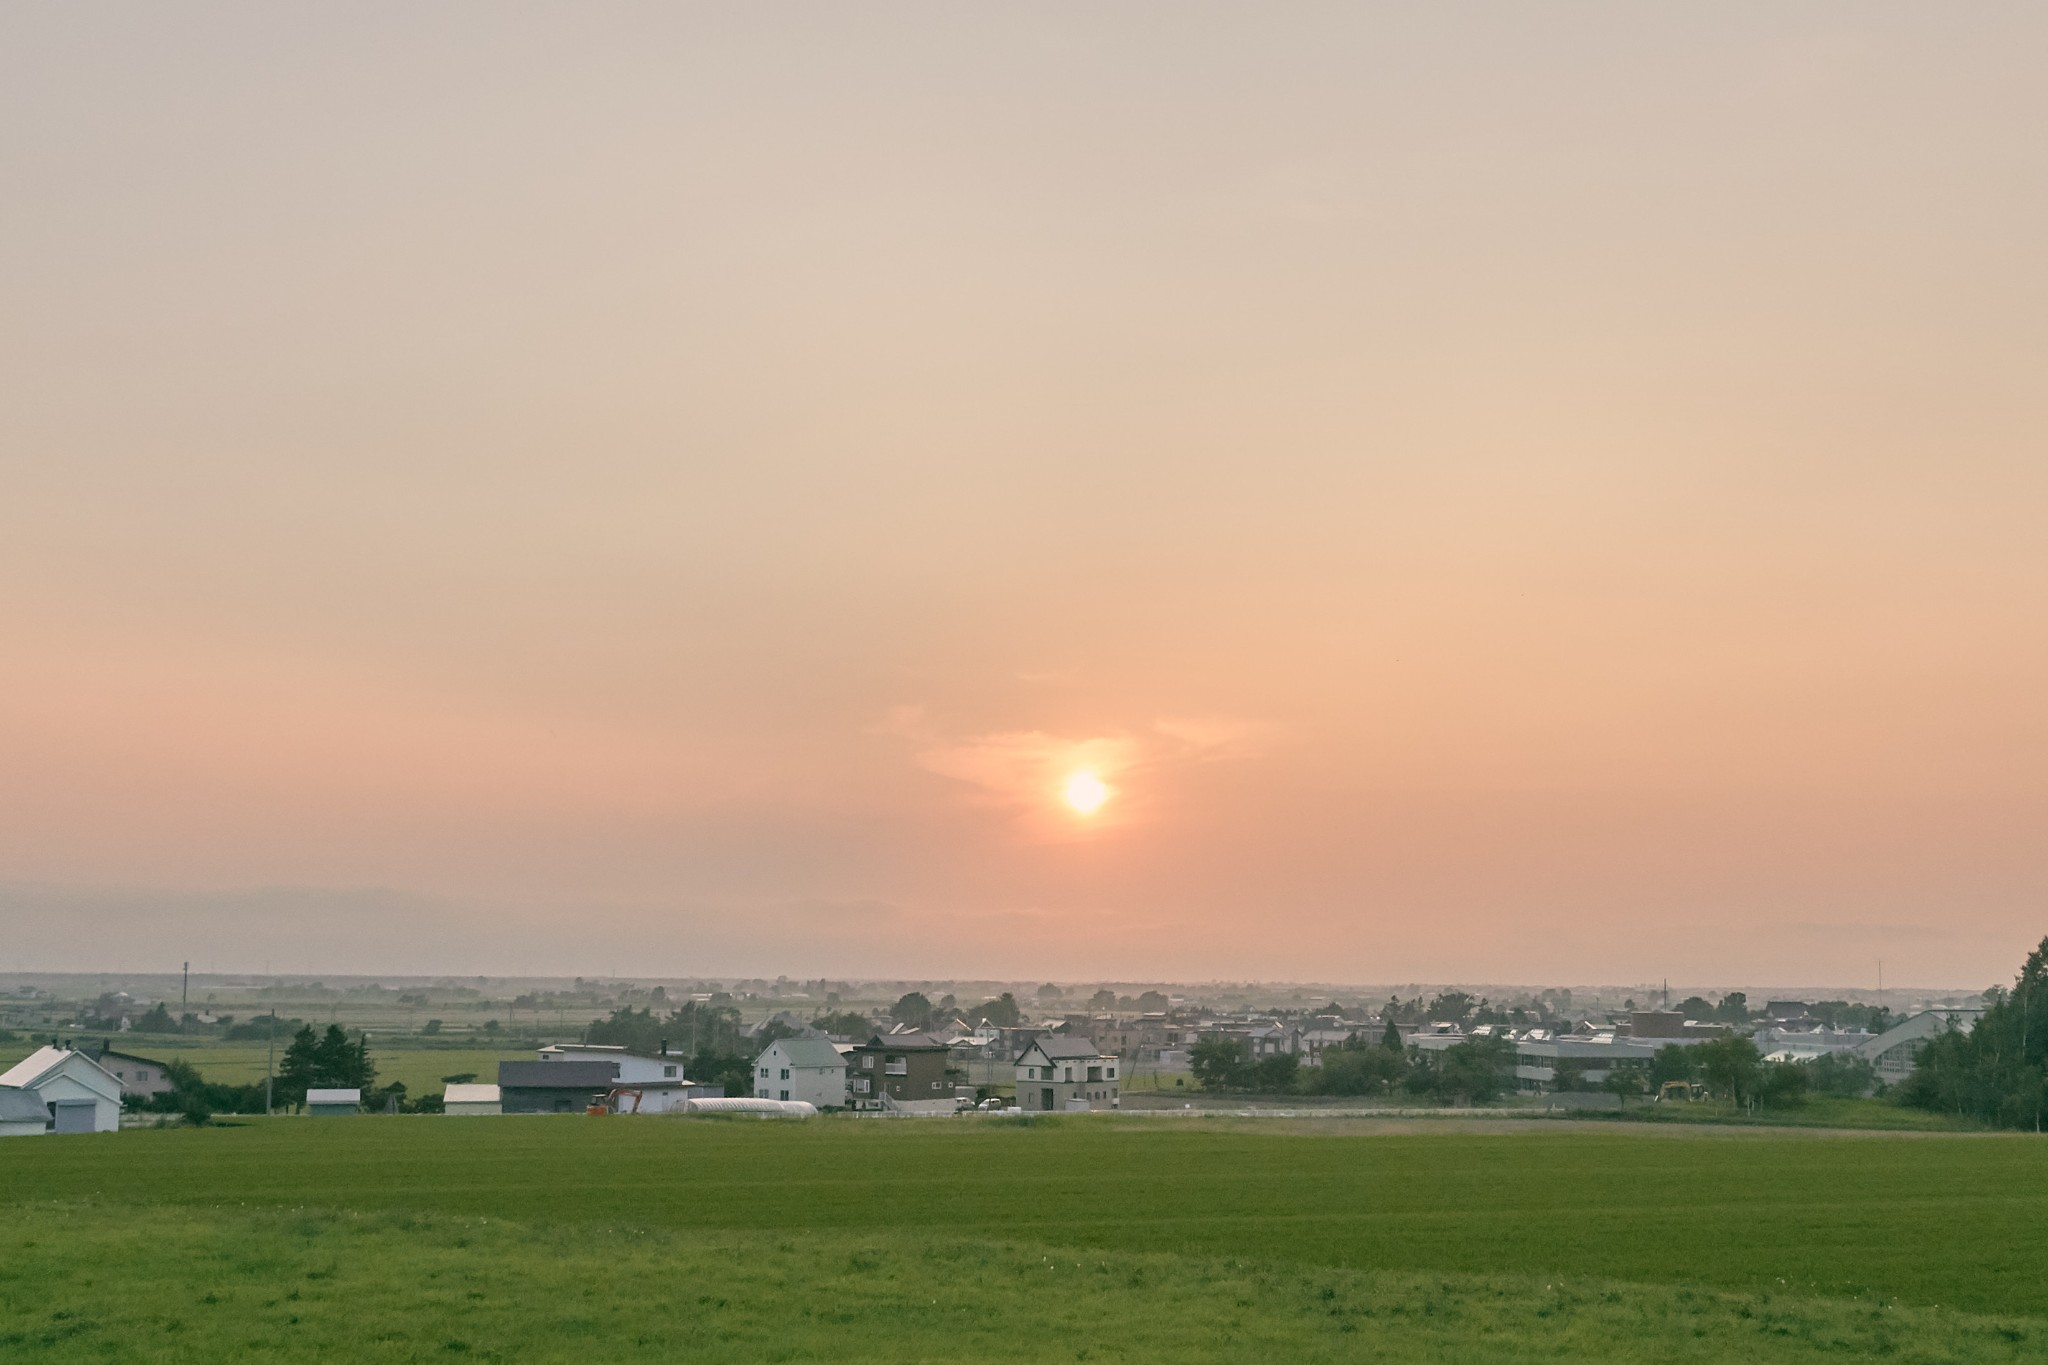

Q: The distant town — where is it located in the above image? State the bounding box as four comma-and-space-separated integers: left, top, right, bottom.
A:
0, 970, 1992, 1131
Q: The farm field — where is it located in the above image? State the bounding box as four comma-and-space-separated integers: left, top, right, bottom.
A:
0, 1039, 533, 1098
3, 1117, 2046, 1362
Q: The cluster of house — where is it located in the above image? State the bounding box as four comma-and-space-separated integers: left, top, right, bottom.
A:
1397, 1005, 1984, 1092
1, 995, 1981, 1133
432, 1029, 1125, 1117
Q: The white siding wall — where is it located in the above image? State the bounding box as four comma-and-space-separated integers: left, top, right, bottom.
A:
753, 1044, 847, 1109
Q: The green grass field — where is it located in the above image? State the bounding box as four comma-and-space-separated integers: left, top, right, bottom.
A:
4, 1117, 2045, 1362
0, 1039, 532, 1097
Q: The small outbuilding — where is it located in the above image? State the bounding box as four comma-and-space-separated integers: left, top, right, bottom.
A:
306, 1088, 362, 1116
0, 1046, 123, 1133
0, 1085, 50, 1137
443, 1083, 502, 1116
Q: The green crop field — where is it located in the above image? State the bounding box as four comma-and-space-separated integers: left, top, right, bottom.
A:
4, 1116, 2046, 1362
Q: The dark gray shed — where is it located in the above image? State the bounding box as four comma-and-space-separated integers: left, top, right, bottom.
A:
497, 1060, 619, 1114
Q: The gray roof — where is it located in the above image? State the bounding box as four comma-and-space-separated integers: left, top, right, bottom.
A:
764, 1038, 845, 1070
0, 1085, 46, 1124
856, 1033, 952, 1051
498, 1060, 618, 1089
1022, 1035, 1110, 1061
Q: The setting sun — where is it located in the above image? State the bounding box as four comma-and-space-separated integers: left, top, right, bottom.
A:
1062, 770, 1110, 816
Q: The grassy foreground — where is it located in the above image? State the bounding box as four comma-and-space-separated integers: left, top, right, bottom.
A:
4, 1116, 2046, 1361
5, 1202, 2042, 1364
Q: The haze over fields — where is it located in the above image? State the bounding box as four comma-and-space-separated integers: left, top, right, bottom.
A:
4, 5, 2045, 984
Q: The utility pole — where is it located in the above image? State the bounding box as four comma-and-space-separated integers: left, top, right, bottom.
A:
181, 961, 189, 1016
265, 1008, 276, 1116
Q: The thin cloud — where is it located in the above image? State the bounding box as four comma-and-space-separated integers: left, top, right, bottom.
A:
880, 707, 1273, 812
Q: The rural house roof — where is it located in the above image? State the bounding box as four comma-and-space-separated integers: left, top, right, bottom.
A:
81, 1043, 169, 1069
0, 1085, 47, 1124
306, 1089, 361, 1104
443, 1083, 501, 1104
856, 1033, 952, 1051
765, 1038, 846, 1069
498, 1060, 618, 1089
1021, 1035, 1110, 1061
0, 1046, 120, 1092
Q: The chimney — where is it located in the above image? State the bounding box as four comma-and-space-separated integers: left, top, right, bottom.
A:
660, 1038, 669, 1056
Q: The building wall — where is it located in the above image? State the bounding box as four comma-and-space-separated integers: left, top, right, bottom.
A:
0, 1119, 44, 1138
502, 1086, 609, 1114
754, 1060, 845, 1110
847, 1046, 953, 1109
1013, 1052, 1119, 1110
99, 1056, 175, 1100
26, 1066, 121, 1133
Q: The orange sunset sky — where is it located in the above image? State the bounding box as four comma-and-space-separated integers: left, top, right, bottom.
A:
3, 5, 2044, 985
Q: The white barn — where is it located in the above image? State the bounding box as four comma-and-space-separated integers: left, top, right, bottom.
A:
0, 1046, 123, 1133
752, 1037, 848, 1110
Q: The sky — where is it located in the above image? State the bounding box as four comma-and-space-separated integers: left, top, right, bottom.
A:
3, 4, 2045, 987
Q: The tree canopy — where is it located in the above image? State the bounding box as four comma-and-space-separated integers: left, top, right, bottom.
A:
1897, 935, 2048, 1130
275, 1024, 375, 1106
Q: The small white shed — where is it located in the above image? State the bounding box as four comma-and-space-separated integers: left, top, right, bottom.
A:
443, 1083, 502, 1116
306, 1088, 362, 1116
0, 1047, 123, 1134
0, 1085, 49, 1137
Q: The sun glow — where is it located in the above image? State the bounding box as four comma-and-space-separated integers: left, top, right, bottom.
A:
1062, 769, 1110, 816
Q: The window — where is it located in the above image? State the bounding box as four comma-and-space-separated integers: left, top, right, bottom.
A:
1086, 1066, 1102, 1083
861, 1055, 874, 1069
759, 1066, 770, 1077
779, 1068, 790, 1080
885, 1058, 907, 1075
779, 1090, 790, 1101
1107, 1067, 1116, 1079
758, 1089, 770, 1099
664, 1065, 677, 1078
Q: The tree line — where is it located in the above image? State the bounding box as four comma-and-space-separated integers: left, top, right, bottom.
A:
1190, 1025, 1870, 1108
1896, 935, 2048, 1130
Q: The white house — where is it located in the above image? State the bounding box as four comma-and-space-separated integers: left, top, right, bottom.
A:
532, 1044, 707, 1113
1013, 1035, 1119, 1112
442, 1083, 502, 1116
752, 1037, 847, 1110
0, 1046, 123, 1133
0, 1085, 49, 1137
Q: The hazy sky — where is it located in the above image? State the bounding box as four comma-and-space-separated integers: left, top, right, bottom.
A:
4, 4, 2045, 986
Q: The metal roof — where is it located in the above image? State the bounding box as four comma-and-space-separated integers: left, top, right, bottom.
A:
0, 1046, 121, 1093
306, 1088, 361, 1104
0, 1085, 47, 1124
498, 1060, 618, 1088
442, 1083, 501, 1104
1019, 1035, 1111, 1061
761, 1038, 846, 1070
